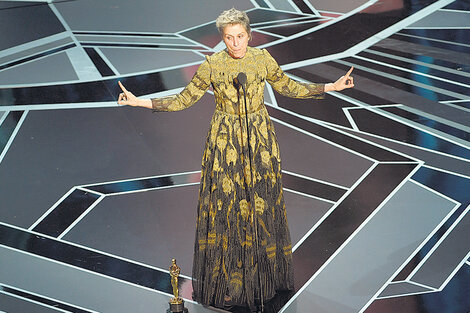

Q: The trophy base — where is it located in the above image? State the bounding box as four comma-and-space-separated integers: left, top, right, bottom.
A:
167, 301, 188, 313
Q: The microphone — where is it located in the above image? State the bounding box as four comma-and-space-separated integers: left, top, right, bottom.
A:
233, 71, 263, 311
234, 72, 247, 90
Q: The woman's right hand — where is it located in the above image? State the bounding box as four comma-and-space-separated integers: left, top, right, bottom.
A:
117, 81, 140, 106
117, 82, 153, 108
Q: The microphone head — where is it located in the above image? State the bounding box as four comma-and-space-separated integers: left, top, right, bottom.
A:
237, 72, 247, 85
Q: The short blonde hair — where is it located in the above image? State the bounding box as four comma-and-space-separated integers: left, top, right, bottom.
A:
216, 8, 251, 37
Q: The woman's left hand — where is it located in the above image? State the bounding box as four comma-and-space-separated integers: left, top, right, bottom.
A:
325, 67, 355, 92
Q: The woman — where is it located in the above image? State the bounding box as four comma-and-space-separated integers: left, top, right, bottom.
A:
118, 8, 354, 312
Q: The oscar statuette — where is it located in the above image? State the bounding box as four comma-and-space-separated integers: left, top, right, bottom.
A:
167, 259, 188, 313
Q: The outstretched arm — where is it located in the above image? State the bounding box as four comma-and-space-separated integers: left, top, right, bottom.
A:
324, 67, 355, 92
265, 49, 325, 99
117, 58, 211, 112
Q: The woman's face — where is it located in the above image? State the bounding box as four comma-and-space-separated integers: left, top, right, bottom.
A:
222, 23, 250, 59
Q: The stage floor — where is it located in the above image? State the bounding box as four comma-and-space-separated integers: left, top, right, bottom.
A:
1, 0, 469, 312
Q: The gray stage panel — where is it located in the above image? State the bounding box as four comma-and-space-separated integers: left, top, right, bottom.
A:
307, 0, 370, 13
0, 2, 65, 51
0, 245, 219, 313
284, 180, 456, 313
378, 281, 433, 298
284, 190, 333, 246
0, 36, 73, 67
75, 35, 192, 45
55, 0, 253, 33
63, 185, 200, 276
409, 10, 470, 27
62, 184, 333, 276
0, 293, 63, 313
274, 120, 373, 188
0, 52, 78, 86
266, 0, 299, 13
338, 127, 470, 178
410, 207, 470, 289
0, 98, 213, 228
375, 38, 470, 71
100, 48, 205, 75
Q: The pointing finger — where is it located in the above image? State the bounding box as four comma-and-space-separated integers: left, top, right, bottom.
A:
345, 66, 354, 78
118, 81, 128, 93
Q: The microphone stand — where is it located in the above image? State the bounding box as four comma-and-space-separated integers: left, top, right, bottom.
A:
237, 76, 264, 313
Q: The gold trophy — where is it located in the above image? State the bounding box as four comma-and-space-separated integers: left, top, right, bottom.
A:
167, 259, 188, 313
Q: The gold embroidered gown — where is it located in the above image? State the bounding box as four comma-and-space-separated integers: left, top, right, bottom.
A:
152, 47, 324, 310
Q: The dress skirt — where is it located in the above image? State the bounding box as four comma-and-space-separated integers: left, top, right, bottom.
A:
191, 106, 294, 310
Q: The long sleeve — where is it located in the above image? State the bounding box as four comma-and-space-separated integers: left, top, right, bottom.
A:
152, 57, 211, 112
263, 49, 325, 99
